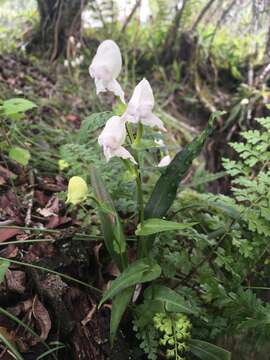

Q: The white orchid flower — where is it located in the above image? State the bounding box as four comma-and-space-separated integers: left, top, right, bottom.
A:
89, 40, 125, 103
122, 78, 166, 132
98, 116, 136, 164
157, 155, 171, 167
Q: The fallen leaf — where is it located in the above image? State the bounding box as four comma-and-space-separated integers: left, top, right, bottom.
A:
66, 113, 80, 122
8, 298, 33, 317
32, 296, 51, 342
0, 228, 23, 243
0, 165, 16, 181
0, 245, 19, 259
5, 270, 26, 294
46, 215, 71, 229
0, 326, 16, 347
81, 304, 97, 326
37, 196, 59, 218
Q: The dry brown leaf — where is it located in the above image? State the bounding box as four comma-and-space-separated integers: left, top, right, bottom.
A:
32, 296, 51, 342
0, 228, 23, 243
0, 244, 19, 259
5, 270, 26, 294
0, 326, 16, 347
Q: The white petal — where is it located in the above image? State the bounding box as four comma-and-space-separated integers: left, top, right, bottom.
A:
94, 78, 106, 95
107, 79, 125, 103
98, 116, 127, 149
124, 78, 161, 129
121, 108, 139, 123
157, 155, 171, 167
89, 40, 124, 101
112, 146, 137, 164
90, 40, 122, 79
141, 113, 167, 132
139, 78, 154, 108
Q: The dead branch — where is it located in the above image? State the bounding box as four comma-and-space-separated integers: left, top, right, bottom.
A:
121, 0, 141, 33
191, 0, 217, 32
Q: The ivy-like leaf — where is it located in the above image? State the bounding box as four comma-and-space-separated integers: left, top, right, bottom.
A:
0, 98, 37, 117
9, 147, 30, 166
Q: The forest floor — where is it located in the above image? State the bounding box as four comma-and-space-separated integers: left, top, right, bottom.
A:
0, 51, 235, 359
0, 53, 139, 360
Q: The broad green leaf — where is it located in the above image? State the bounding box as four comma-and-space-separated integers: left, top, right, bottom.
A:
143, 113, 221, 252
0, 98, 37, 116
144, 113, 221, 220
90, 165, 127, 271
144, 285, 197, 315
100, 259, 161, 307
110, 286, 134, 344
0, 259, 9, 284
189, 339, 231, 360
9, 147, 30, 166
135, 218, 196, 236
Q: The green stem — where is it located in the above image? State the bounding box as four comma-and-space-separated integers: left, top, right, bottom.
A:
126, 123, 135, 143
133, 123, 147, 257
135, 122, 143, 145
124, 122, 146, 258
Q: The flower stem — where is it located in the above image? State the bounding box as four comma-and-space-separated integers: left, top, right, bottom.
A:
125, 122, 146, 257
135, 122, 143, 145
135, 124, 146, 258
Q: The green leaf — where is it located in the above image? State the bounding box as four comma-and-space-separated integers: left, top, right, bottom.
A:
100, 259, 161, 307
188, 339, 231, 360
0, 98, 37, 117
110, 286, 134, 344
143, 113, 219, 252
9, 147, 30, 166
0, 259, 9, 284
144, 285, 197, 315
135, 218, 196, 236
144, 113, 219, 220
90, 165, 127, 271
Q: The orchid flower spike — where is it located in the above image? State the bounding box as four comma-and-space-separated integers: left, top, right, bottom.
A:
122, 78, 166, 132
157, 155, 171, 167
98, 116, 136, 164
89, 40, 125, 103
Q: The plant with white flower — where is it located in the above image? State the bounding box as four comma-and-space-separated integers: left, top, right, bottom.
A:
84, 39, 222, 360
98, 116, 136, 164
89, 40, 125, 103
122, 78, 166, 132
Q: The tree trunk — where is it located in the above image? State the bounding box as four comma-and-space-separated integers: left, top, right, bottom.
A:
159, 0, 189, 65
264, 15, 270, 61
34, 0, 85, 60
191, 0, 216, 32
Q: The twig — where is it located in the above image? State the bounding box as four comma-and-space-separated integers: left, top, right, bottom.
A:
121, 0, 141, 33
25, 171, 35, 226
